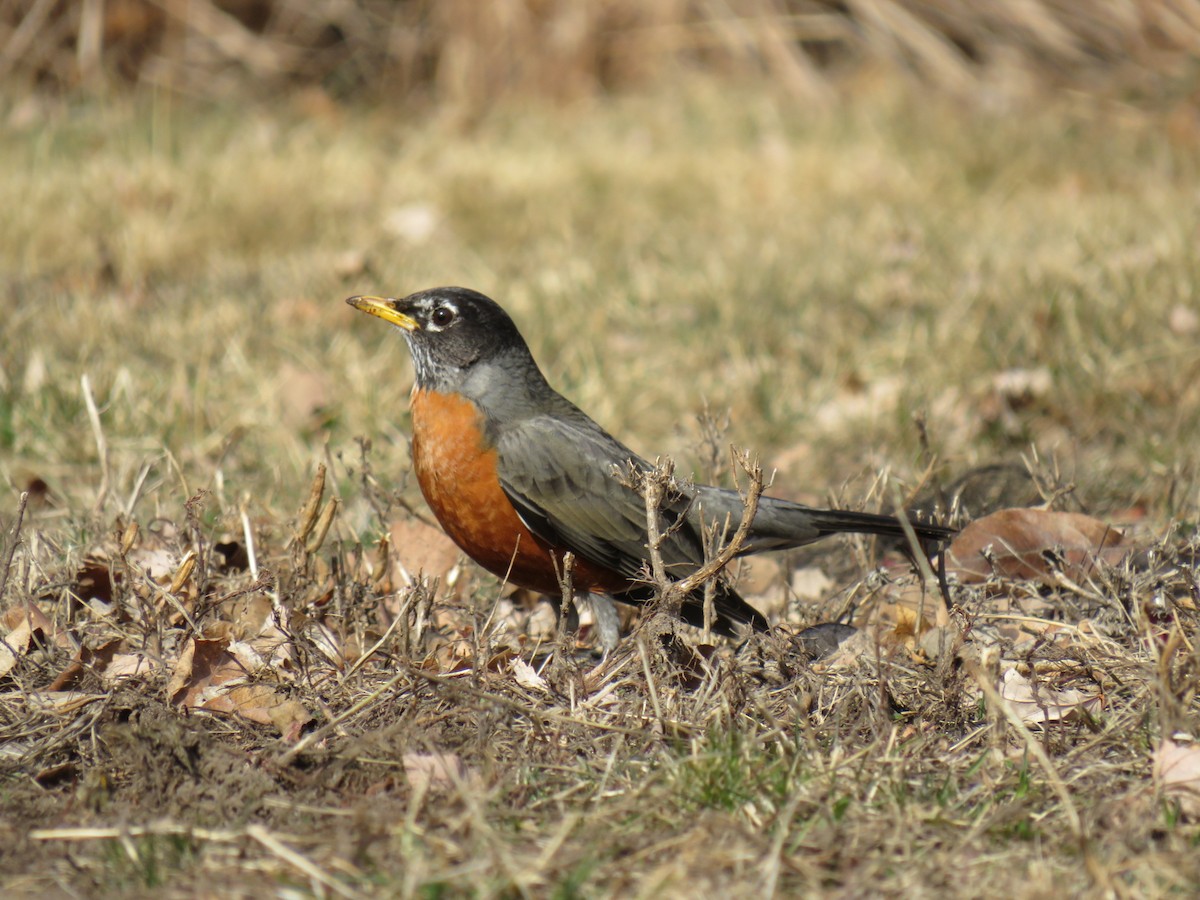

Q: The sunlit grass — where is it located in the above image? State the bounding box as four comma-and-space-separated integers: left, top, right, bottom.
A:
3, 82, 1200, 896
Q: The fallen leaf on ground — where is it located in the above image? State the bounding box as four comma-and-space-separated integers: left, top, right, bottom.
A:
0, 603, 64, 677
126, 545, 180, 583
997, 667, 1102, 726
73, 557, 117, 606
510, 657, 549, 693
525, 599, 557, 642
390, 518, 464, 598
46, 639, 146, 691
169, 637, 311, 739
1155, 738, 1200, 818
948, 508, 1127, 584
403, 752, 474, 792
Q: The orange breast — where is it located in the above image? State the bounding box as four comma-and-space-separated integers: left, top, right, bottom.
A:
409, 388, 625, 596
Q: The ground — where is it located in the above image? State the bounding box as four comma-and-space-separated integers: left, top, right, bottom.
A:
2, 82, 1199, 896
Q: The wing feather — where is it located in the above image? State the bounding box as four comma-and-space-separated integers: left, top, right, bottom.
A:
495, 416, 704, 581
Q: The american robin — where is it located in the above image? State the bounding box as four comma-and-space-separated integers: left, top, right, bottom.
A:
347, 287, 954, 636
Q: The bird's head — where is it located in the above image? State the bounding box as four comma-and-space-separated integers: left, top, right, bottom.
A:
347, 286, 547, 406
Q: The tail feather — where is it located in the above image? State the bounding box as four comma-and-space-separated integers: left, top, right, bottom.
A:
692, 487, 954, 555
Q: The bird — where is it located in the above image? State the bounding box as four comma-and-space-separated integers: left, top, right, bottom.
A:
347, 287, 954, 637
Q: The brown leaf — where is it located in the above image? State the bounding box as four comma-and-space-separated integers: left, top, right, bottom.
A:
0, 602, 68, 678
510, 657, 550, 693
1156, 738, 1200, 818
1, 601, 56, 637
947, 508, 1126, 584
390, 518, 463, 596
998, 667, 1103, 727
126, 546, 180, 583
168, 637, 311, 738
0, 614, 36, 678
74, 557, 117, 606
168, 638, 244, 706
46, 639, 132, 691
402, 752, 474, 792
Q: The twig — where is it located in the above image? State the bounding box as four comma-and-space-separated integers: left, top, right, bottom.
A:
555, 551, 576, 651
640, 458, 674, 593
0, 0, 56, 79
240, 505, 259, 579
634, 451, 764, 624
31, 822, 250, 842
246, 824, 363, 899
278, 669, 413, 765
669, 451, 764, 598
890, 483, 948, 628
0, 491, 29, 604
972, 665, 1098, 890
81, 374, 109, 514
636, 636, 666, 729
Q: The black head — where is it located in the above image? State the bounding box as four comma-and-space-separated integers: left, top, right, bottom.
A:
347, 287, 542, 396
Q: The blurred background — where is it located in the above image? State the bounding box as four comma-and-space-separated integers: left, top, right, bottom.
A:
7, 9, 1200, 895
6, 1, 1200, 109
3, 1, 1200, 523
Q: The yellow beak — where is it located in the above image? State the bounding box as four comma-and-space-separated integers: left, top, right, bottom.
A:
346, 296, 419, 331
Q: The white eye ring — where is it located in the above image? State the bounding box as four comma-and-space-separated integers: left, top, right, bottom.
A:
430, 306, 455, 328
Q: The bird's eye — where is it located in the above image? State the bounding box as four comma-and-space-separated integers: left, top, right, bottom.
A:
431, 306, 455, 328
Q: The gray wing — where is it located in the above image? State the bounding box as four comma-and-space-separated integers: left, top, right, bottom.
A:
494, 415, 707, 583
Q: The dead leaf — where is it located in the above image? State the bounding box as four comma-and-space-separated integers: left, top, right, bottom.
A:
403, 752, 474, 792
510, 657, 549, 693
126, 546, 179, 583
812, 628, 884, 673
47, 639, 139, 691
74, 557, 117, 605
525, 600, 557, 642
0, 603, 65, 677
789, 566, 834, 602
228, 592, 275, 640
737, 556, 788, 619
1155, 738, 1200, 818
0, 616, 35, 678
213, 540, 250, 572
168, 637, 311, 738
102, 652, 156, 683
947, 508, 1127, 584
997, 667, 1102, 726
390, 518, 463, 596
791, 622, 857, 661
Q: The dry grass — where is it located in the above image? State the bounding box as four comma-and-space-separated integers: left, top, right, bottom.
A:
5, 0, 1200, 110
2, 81, 1200, 895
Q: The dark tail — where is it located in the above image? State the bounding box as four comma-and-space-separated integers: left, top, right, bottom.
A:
804, 506, 956, 544
693, 486, 955, 554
